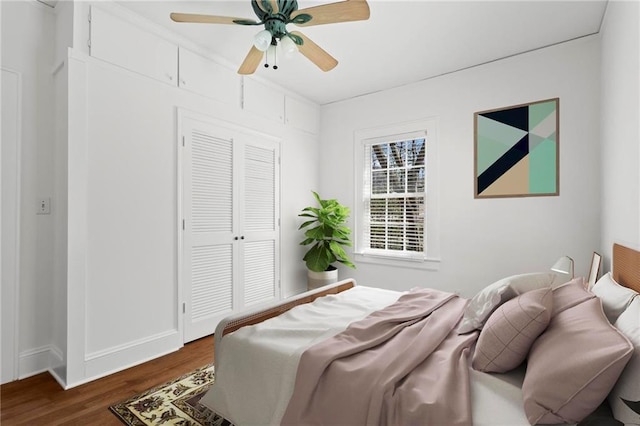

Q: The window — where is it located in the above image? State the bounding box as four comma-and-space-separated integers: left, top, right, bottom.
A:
355, 119, 439, 268
366, 139, 425, 253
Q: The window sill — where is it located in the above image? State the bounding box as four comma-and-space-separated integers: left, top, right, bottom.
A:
354, 253, 441, 271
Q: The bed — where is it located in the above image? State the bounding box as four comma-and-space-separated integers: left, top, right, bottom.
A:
200, 244, 640, 426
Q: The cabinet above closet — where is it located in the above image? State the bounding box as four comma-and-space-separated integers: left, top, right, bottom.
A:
90, 7, 178, 86
88, 6, 319, 133
178, 48, 241, 107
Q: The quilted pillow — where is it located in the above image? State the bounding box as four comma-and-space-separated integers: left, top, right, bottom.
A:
522, 297, 633, 424
592, 272, 639, 323
472, 287, 553, 373
458, 272, 557, 334
609, 296, 640, 425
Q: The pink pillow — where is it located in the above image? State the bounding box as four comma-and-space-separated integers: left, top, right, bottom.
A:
551, 277, 594, 316
522, 297, 633, 424
458, 272, 557, 334
473, 287, 553, 373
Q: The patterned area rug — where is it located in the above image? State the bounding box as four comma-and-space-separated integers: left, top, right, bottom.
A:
109, 364, 234, 426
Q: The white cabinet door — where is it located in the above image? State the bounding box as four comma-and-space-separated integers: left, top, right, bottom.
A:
178, 48, 240, 106
181, 115, 280, 342
285, 96, 320, 134
90, 7, 177, 86
243, 78, 285, 123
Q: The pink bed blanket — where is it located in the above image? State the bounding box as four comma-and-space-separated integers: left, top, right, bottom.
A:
281, 288, 478, 426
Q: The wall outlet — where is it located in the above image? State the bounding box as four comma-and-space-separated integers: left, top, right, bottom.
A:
37, 197, 51, 215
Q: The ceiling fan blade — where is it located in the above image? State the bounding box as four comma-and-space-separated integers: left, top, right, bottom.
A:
238, 46, 265, 75
290, 31, 338, 72
170, 13, 257, 25
291, 0, 370, 27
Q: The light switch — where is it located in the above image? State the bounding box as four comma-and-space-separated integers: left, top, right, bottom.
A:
37, 197, 51, 215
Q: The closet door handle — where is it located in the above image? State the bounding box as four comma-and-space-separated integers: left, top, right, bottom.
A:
234, 236, 239, 240
240, 236, 245, 240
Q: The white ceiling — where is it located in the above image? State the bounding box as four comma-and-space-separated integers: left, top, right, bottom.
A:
115, 0, 608, 105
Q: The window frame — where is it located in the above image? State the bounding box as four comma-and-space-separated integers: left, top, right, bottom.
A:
354, 118, 440, 270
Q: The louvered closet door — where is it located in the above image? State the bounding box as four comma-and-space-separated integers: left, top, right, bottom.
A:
182, 118, 237, 343
182, 116, 281, 343
238, 138, 280, 308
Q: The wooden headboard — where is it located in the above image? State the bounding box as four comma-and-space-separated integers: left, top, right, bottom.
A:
613, 243, 640, 293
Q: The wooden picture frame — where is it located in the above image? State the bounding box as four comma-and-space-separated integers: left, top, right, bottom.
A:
474, 98, 559, 198
588, 251, 602, 289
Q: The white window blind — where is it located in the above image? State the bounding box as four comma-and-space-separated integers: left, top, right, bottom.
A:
363, 137, 426, 258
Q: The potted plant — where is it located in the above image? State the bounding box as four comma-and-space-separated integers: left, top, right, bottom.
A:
299, 191, 355, 289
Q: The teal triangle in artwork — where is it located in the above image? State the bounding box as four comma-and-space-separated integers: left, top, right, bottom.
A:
477, 135, 511, 175
477, 116, 528, 175
529, 100, 557, 130
530, 111, 557, 140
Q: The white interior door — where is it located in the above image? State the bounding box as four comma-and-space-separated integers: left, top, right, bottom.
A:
1, 68, 20, 384
240, 140, 280, 308
182, 117, 236, 343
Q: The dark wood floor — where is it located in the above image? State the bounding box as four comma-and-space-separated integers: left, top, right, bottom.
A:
0, 335, 214, 425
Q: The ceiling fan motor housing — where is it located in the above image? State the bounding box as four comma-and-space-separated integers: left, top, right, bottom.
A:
264, 17, 288, 40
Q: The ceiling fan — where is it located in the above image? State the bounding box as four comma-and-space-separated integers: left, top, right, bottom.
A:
170, 0, 370, 75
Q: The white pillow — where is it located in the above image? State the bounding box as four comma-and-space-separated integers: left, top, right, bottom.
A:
592, 272, 639, 323
609, 296, 640, 425
458, 272, 557, 334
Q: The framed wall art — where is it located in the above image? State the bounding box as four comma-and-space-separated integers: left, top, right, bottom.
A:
588, 251, 602, 289
474, 97, 559, 198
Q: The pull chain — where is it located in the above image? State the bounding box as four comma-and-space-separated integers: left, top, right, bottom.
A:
263, 43, 278, 70
273, 44, 278, 70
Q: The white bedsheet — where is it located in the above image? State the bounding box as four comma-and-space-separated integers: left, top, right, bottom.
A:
471, 366, 530, 425
200, 286, 535, 426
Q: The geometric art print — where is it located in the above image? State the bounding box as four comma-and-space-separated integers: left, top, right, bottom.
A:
474, 98, 559, 198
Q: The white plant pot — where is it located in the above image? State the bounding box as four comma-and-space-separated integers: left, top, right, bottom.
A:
307, 268, 338, 291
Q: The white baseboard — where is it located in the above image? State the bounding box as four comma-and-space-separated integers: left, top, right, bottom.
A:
18, 332, 184, 389
18, 344, 64, 380
65, 329, 182, 389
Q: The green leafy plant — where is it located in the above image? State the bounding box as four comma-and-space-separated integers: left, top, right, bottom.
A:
299, 191, 356, 272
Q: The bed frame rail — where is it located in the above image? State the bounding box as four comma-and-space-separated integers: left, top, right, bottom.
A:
213, 279, 356, 360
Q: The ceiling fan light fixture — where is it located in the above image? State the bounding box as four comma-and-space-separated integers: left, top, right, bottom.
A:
253, 29, 272, 51
280, 35, 298, 57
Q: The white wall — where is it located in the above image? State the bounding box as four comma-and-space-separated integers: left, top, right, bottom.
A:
1, 0, 59, 378
70, 56, 180, 379
320, 36, 602, 296
600, 0, 640, 269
